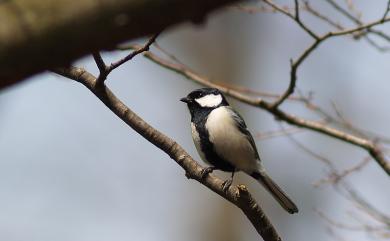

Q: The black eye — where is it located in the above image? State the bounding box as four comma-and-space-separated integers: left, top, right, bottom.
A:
193, 91, 202, 98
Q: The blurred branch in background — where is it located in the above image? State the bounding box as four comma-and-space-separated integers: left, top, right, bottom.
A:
316, 184, 390, 239
274, 124, 390, 239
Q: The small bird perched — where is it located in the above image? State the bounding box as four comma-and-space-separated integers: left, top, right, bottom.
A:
180, 88, 298, 214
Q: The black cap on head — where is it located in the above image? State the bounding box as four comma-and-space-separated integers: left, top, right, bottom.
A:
180, 88, 228, 109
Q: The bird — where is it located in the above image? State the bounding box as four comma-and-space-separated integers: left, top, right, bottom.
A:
180, 87, 298, 214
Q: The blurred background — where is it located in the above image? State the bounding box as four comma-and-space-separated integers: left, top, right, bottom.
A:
0, 0, 389, 240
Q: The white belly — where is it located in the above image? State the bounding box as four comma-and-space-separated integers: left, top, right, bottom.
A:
205, 107, 260, 173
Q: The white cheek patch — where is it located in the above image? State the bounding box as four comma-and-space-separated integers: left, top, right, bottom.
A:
195, 94, 222, 107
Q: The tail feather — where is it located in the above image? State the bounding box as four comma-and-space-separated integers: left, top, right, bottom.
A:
251, 172, 298, 214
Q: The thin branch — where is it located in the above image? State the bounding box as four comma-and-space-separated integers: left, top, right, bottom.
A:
108, 32, 160, 72
295, 90, 390, 144
212, 80, 307, 101
303, 1, 344, 30
91, 33, 160, 83
92, 52, 109, 83
130, 48, 390, 176
270, 12, 390, 108
293, 0, 299, 19
261, 1, 390, 52
344, 185, 390, 226
325, 0, 390, 44
314, 157, 371, 187
270, 58, 299, 109
52, 66, 282, 241
318, 184, 390, 238
325, 0, 361, 25
324, 17, 390, 38
262, 0, 319, 39
382, 0, 390, 21
316, 210, 367, 231
255, 127, 305, 140
343, 0, 362, 18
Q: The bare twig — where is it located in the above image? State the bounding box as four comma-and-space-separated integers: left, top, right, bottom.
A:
318, 184, 390, 238
288, 135, 390, 237
108, 32, 160, 72
344, 186, 390, 226
325, 0, 390, 44
270, 58, 299, 109
314, 157, 371, 187
303, 1, 344, 30
52, 66, 282, 241
325, 0, 361, 25
294, 90, 390, 144
343, 0, 362, 19
383, 0, 390, 21
92, 33, 160, 83
129, 48, 390, 175
255, 127, 305, 140
92, 52, 107, 73
259, 1, 390, 52
316, 210, 366, 231
264, 0, 390, 109
262, 0, 319, 39
213, 80, 307, 101
92, 52, 109, 83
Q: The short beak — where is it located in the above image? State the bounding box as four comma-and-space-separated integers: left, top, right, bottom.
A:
180, 97, 191, 103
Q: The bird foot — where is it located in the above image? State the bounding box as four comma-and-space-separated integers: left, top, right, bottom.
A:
222, 179, 233, 193
200, 167, 216, 180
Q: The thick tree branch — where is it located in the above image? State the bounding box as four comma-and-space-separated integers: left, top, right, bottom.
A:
131, 48, 390, 176
0, 0, 240, 90
52, 66, 282, 241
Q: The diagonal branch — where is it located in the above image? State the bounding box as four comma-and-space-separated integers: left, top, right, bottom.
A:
52, 66, 282, 241
129, 48, 390, 176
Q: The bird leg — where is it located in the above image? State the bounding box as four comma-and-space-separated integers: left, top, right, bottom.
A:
222, 170, 235, 193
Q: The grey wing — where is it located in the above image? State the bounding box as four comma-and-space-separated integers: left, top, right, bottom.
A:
226, 106, 261, 160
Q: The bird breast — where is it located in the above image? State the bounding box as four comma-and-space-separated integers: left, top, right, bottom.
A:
205, 106, 259, 173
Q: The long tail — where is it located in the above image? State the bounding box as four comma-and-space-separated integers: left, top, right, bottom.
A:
251, 172, 298, 214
